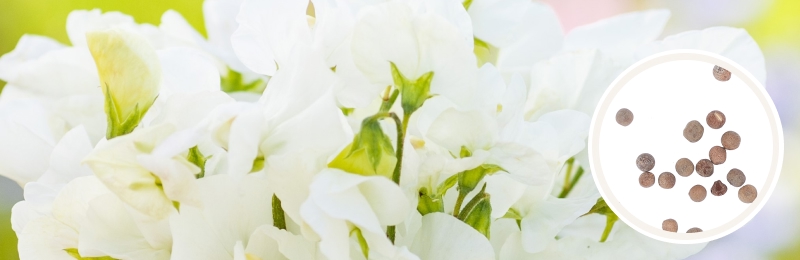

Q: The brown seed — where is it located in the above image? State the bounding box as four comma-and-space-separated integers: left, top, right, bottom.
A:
695, 159, 714, 177
727, 168, 746, 187
658, 172, 676, 189
739, 184, 758, 203
683, 120, 704, 143
616, 108, 634, 126
721, 131, 741, 150
675, 158, 694, 177
636, 153, 655, 172
709, 146, 727, 165
689, 185, 707, 202
687, 227, 703, 233
711, 180, 728, 196
662, 219, 678, 232
639, 172, 655, 188
706, 110, 726, 129
713, 65, 731, 81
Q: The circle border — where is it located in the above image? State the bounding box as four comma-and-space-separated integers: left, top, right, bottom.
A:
588, 50, 784, 244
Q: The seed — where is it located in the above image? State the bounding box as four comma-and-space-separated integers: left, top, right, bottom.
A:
721, 131, 741, 150
658, 172, 676, 189
639, 172, 655, 188
706, 110, 726, 129
662, 219, 678, 232
675, 158, 694, 177
695, 159, 714, 177
709, 146, 727, 165
713, 65, 731, 81
687, 227, 703, 233
683, 120, 704, 143
711, 180, 728, 196
636, 153, 655, 172
616, 108, 634, 126
727, 168, 746, 187
739, 184, 757, 203
689, 185, 707, 202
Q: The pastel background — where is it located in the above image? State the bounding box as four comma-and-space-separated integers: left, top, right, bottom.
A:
0, 0, 797, 259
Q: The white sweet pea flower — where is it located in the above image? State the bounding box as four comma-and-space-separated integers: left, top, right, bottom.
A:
300, 169, 411, 260
0, 98, 65, 186
351, 0, 478, 108
83, 124, 201, 219
467, 0, 563, 78
405, 212, 495, 260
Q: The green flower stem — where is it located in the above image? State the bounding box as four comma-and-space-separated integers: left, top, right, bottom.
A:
387, 112, 408, 244
457, 184, 487, 221
453, 190, 468, 217
380, 89, 399, 113
600, 213, 618, 242
272, 194, 286, 230
558, 167, 584, 198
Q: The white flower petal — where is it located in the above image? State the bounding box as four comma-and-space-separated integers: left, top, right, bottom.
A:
409, 213, 495, 260
0, 34, 65, 81
563, 9, 671, 57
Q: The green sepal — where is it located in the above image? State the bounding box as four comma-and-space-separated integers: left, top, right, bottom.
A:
581, 197, 619, 243
458, 164, 505, 195
436, 174, 459, 197
104, 84, 152, 139
464, 194, 492, 239
187, 146, 207, 179
220, 68, 266, 93
250, 155, 265, 173
173, 201, 181, 212
390, 62, 434, 116
417, 187, 445, 216
463, 0, 474, 10
329, 116, 396, 177
473, 37, 498, 66
64, 248, 118, 260
351, 227, 370, 259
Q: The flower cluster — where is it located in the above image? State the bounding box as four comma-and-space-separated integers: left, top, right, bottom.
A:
0, 0, 765, 259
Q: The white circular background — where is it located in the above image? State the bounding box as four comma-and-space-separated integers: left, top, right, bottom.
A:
588, 50, 784, 244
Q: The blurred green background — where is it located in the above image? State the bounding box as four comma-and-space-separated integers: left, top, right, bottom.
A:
1, 0, 798, 259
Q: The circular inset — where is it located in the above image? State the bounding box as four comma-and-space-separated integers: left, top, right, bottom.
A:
713, 65, 732, 81
711, 180, 728, 196
727, 169, 746, 187
636, 153, 655, 172
662, 219, 678, 232
739, 185, 758, 203
706, 110, 726, 129
639, 172, 655, 188
588, 51, 784, 244
709, 146, 727, 165
658, 172, 676, 189
687, 227, 703, 233
616, 108, 634, 126
696, 159, 715, 177
683, 120, 704, 143
721, 131, 741, 150
689, 185, 707, 202
675, 158, 694, 177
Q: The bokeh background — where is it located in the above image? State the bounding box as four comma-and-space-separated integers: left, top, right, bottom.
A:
0, 0, 797, 259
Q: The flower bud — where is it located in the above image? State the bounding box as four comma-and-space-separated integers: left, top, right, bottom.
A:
328, 116, 396, 177
417, 187, 445, 216
464, 195, 492, 238
87, 28, 161, 139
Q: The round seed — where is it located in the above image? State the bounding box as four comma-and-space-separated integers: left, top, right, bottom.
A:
687, 227, 703, 233
709, 146, 727, 165
675, 158, 694, 177
727, 168, 746, 187
683, 120, 704, 143
636, 153, 655, 172
706, 110, 726, 129
739, 184, 757, 203
711, 180, 728, 196
713, 65, 731, 81
616, 108, 634, 126
695, 159, 714, 177
689, 185, 707, 202
658, 172, 676, 189
662, 219, 678, 232
639, 172, 655, 188
721, 131, 741, 150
